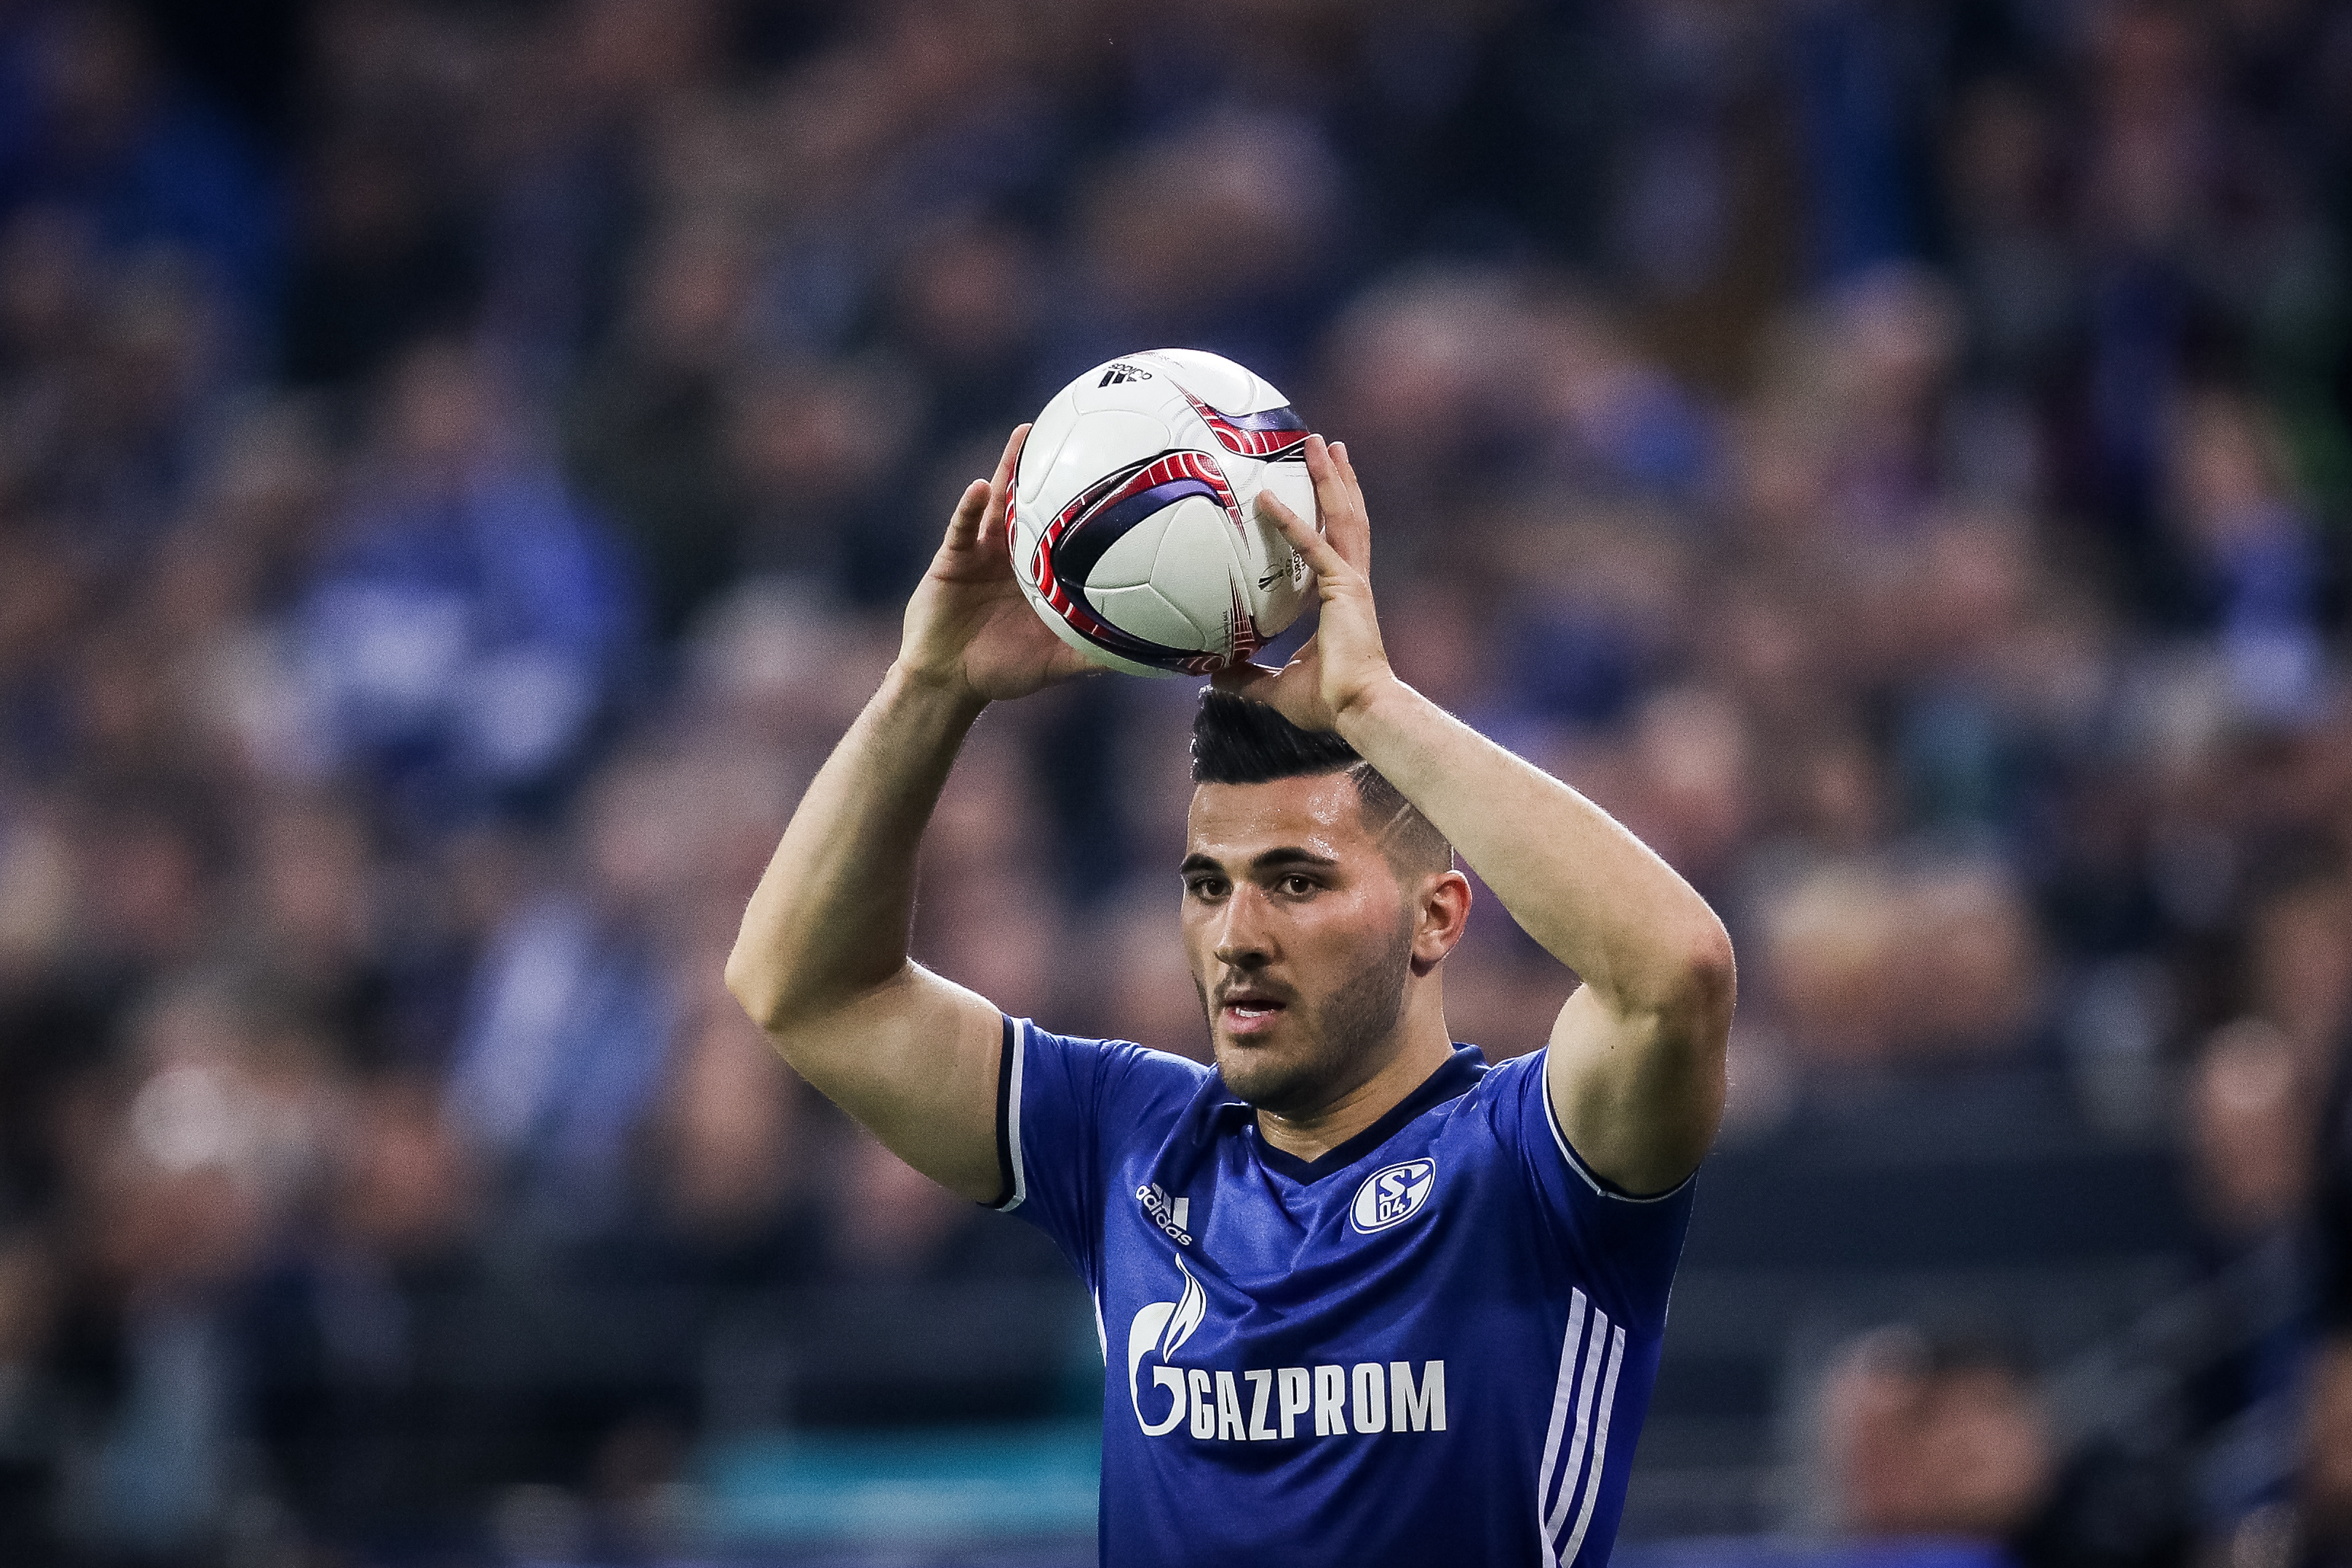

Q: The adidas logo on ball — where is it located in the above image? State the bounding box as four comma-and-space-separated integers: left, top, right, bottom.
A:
1098, 362, 1154, 386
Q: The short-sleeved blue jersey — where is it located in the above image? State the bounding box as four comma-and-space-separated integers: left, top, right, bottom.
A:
989, 1016, 1696, 1567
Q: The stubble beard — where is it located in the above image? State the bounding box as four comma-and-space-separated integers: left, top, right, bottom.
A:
1204, 918, 1415, 1121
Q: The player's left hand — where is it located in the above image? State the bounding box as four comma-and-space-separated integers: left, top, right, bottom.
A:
1215, 434, 1393, 732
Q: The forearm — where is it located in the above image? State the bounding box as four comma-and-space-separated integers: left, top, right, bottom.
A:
726, 664, 985, 1030
1234, 434, 1727, 1187
717, 429, 1068, 1202
1334, 677, 1732, 1019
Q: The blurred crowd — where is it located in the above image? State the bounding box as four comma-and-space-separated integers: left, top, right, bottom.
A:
0, 0, 2349, 1561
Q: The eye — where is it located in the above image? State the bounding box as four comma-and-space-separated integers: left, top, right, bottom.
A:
1185, 875, 1228, 899
1279, 874, 1317, 896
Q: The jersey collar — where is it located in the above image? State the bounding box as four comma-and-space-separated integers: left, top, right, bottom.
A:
1243, 1045, 1487, 1185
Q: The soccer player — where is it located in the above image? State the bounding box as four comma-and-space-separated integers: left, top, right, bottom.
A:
727, 427, 1735, 1564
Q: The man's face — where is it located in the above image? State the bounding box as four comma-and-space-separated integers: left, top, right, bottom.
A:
1181, 773, 1418, 1120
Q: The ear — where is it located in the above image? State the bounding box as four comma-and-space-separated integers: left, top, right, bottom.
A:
1409, 869, 1472, 976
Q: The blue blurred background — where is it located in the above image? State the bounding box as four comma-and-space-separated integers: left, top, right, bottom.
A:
0, 0, 2349, 1563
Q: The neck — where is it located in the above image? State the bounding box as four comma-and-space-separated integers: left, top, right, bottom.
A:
1255, 989, 1454, 1163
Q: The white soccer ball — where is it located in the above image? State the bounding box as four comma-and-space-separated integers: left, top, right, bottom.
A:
1009, 349, 1319, 677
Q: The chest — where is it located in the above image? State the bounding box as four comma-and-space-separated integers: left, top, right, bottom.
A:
1105, 1129, 1546, 1363
1104, 1136, 1565, 1459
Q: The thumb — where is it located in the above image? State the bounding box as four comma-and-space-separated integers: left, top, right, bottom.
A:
1211, 660, 1282, 699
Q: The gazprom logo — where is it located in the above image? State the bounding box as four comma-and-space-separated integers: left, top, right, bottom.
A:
1350, 1158, 1437, 1233
1125, 1261, 1447, 1441
1127, 1260, 1207, 1435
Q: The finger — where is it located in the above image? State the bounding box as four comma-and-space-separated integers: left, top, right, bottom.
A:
1049, 642, 1107, 682
1308, 435, 1370, 575
978, 423, 1030, 551
945, 478, 993, 546
1335, 439, 1373, 566
988, 423, 1035, 510
1303, 436, 1356, 528
1256, 490, 1354, 584
1209, 659, 1282, 699
1330, 440, 1362, 498
992, 423, 1028, 491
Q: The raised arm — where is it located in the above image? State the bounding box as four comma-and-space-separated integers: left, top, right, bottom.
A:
1228, 438, 1735, 1195
724, 426, 1094, 1201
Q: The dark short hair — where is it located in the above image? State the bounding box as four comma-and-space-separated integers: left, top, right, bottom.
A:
1191, 691, 1453, 878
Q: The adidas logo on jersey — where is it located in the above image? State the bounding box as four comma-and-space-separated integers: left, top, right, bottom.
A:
1127, 1262, 1447, 1441
1137, 1182, 1192, 1246
1099, 362, 1153, 386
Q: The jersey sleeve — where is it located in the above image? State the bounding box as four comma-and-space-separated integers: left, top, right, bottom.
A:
1477, 1049, 1697, 1335
985, 1016, 1208, 1286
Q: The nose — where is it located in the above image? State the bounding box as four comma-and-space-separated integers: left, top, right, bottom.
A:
1212, 883, 1274, 971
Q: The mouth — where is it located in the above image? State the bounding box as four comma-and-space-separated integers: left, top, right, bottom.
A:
1215, 988, 1290, 1038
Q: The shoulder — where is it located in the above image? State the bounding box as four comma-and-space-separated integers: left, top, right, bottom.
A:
1458, 1046, 1699, 1205
993, 1019, 1216, 1223
1469, 1047, 1698, 1333
1012, 1018, 1214, 1115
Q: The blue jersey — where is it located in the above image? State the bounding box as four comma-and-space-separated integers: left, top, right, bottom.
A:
989, 1017, 1696, 1567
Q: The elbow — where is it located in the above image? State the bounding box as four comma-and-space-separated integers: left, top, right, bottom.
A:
1659, 917, 1737, 1041
724, 944, 909, 1041
723, 945, 790, 1035
1653, 920, 1736, 1162
1690, 918, 1737, 1006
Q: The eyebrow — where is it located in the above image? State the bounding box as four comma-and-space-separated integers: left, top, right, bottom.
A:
1180, 847, 1341, 876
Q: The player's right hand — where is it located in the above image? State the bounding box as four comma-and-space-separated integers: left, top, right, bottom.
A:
897, 423, 1101, 706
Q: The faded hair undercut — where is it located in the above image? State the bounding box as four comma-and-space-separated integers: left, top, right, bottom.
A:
1190, 690, 1453, 879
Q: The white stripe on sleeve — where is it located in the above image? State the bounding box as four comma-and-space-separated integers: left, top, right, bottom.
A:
1534, 1289, 1589, 1538
1558, 1325, 1628, 1565
1543, 1302, 1611, 1548
1004, 1019, 1029, 1210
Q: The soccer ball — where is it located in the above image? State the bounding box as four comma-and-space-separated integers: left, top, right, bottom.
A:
1009, 349, 1319, 677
